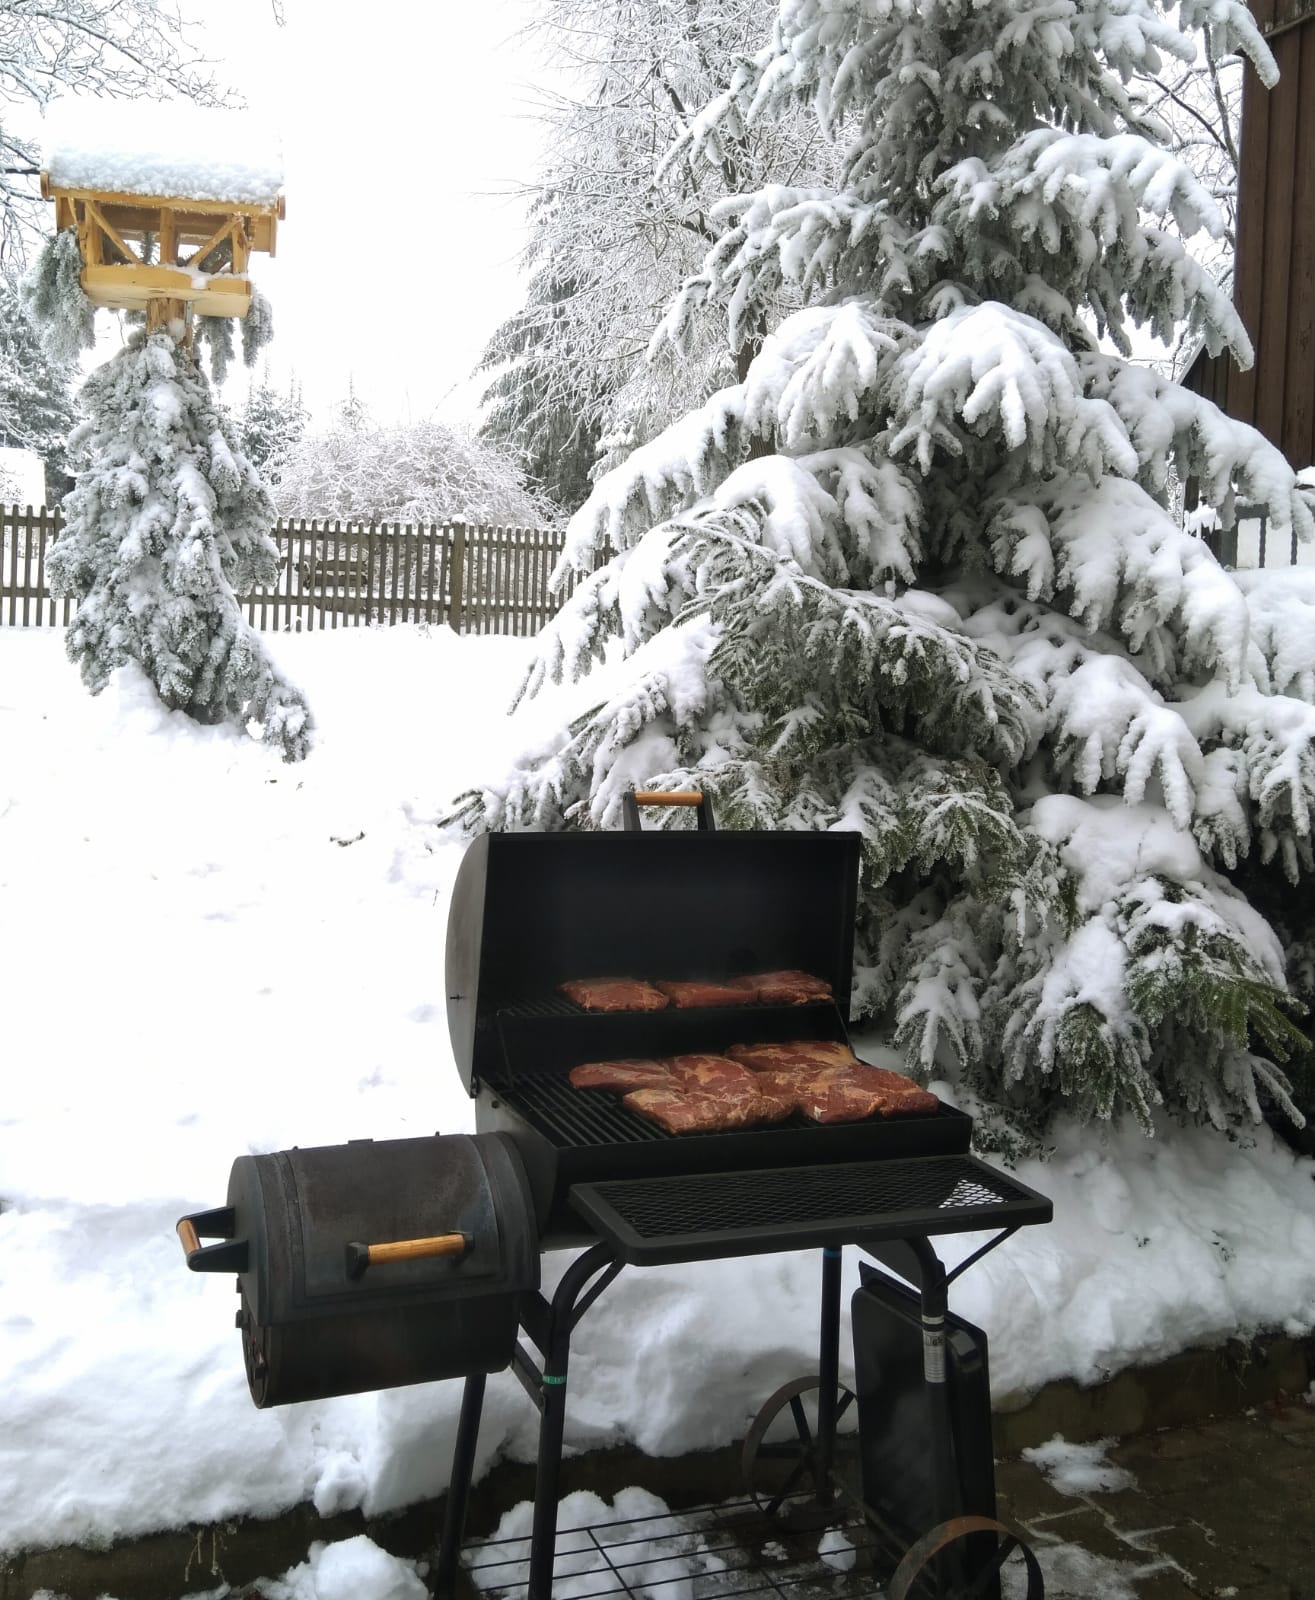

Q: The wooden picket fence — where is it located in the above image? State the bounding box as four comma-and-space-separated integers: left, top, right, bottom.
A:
0, 507, 585, 634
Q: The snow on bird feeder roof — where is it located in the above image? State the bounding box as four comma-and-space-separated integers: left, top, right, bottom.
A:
39, 101, 285, 325
42, 99, 283, 208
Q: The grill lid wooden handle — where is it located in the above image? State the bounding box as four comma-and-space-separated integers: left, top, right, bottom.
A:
622, 788, 716, 831
345, 1233, 471, 1279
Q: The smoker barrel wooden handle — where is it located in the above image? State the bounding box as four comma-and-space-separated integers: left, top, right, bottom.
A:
176, 1207, 247, 1272
631, 791, 705, 806
345, 1233, 471, 1279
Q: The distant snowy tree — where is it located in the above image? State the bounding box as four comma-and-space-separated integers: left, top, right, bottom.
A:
453, 0, 1315, 1150
237, 370, 307, 485
478, 0, 836, 509
0, 270, 77, 495
0, 0, 225, 261
48, 330, 311, 760
277, 406, 557, 528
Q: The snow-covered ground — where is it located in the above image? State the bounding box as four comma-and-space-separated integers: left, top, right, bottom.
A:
3, 624, 1315, 1578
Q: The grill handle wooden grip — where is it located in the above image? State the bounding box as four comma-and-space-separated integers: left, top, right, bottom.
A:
622, 788, 716, 831
345, 1233, 471, 1280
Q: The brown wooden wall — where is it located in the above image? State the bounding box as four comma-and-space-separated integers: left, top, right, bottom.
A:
1186, 0, 1315, 471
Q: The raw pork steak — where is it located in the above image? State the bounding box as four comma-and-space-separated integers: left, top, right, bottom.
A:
568, 1059, 674, 1091
559, 977, 669, 1012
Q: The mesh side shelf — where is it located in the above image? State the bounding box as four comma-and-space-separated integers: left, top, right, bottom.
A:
568, 1155, 1053, 1266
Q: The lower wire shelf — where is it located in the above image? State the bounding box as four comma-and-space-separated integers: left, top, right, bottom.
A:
458, 1490, 893, 1600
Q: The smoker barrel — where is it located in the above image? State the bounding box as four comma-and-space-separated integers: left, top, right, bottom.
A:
177, 1132, 540, 1407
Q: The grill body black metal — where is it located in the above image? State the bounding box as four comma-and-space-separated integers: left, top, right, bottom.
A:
446, 830, 974, 1243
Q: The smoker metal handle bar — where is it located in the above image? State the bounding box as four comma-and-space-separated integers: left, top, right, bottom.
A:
344, 1233, 471, 1279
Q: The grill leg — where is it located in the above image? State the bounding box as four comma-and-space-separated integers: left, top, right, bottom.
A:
527, 1244, 621, 1600
434, 1372, 487, 1599
815, 1246, 843, 1505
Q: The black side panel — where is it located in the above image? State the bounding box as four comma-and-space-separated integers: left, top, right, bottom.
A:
852, 1263, 999, 1600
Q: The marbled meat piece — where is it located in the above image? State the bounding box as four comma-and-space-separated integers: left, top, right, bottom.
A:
731, 969, 833, 1005
725, 1039, 857, 1074
751, 1071, 805, 1120
666, 1054, 760, 1093
568, 1058, 674, 1092
654, 979, 758, 1009
847, 1064, 938, 1116
792, 1064, 939, 1124
559, 977, 669, 1013
745, 1061, 937, 1124
623, 1088, 752, 1134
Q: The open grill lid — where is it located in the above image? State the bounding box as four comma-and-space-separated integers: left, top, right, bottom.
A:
445, 828, 862, 1095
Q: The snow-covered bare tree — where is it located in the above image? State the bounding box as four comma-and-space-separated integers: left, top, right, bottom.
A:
0, 270, 78, 495
47, 330, 310, 759
452, 0, 1315, 1151
276, 406, 557, 528
1132, 36, 1242, 370
478, 0, 838, 510
0, 0, 225, 261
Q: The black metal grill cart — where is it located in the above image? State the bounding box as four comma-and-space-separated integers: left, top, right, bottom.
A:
177, 792, 1053, 1598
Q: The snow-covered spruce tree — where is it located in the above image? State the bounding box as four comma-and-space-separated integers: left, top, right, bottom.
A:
48, 329, 311, 760
451, 0, 1315, 1149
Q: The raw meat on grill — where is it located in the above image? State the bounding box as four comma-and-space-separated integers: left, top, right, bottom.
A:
558, 978, 669, 1013
744, 1061, 937, 1124
667, 1054, 760, 1093
654, 980, 758, 1008
730, 969, 833, 1005
568, 1059, 674, 1092
848, 1064, 939, 1116
623, 1087, 768, 1134
725, 1039, 857, 1073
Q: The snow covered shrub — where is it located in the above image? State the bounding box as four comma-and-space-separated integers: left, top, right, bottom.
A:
23, 229, 96, 364
450, 0, 1315, 1148
49, 330, 311, 760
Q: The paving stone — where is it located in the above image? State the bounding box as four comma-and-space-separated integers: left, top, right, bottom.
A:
1136, 1520, 1272, 1591
1129, 1568, 1212, 1599
1266, 1404, 1315, 1437
1016, 1506, 1152, 1564
994, 1457, 1080, 1519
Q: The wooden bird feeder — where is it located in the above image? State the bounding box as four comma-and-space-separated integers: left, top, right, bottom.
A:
40, 173, 283, 333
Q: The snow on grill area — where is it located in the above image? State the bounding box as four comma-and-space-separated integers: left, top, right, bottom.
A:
41, 98, 283, 205
1, 624, 1314, 1578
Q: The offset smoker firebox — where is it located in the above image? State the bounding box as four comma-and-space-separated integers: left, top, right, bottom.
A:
179, 793, 1053, 1599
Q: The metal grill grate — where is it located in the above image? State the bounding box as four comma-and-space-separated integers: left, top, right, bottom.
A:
461, 1493, 888, 1599
490, 1073, 672, 1146
568, 1155, 1053, 1265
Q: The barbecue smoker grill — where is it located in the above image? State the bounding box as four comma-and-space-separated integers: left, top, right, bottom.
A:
179, 792, 1053, 1598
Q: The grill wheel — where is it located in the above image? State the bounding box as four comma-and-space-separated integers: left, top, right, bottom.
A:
741, 1374, 858, 1529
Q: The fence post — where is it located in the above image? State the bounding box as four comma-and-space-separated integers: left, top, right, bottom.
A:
448, 523, 466, 634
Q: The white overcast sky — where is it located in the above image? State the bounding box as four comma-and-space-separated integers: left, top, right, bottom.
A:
181, 0, 553, 424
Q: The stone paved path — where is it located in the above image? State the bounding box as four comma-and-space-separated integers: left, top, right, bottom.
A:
995, 1397, 1315, 1599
